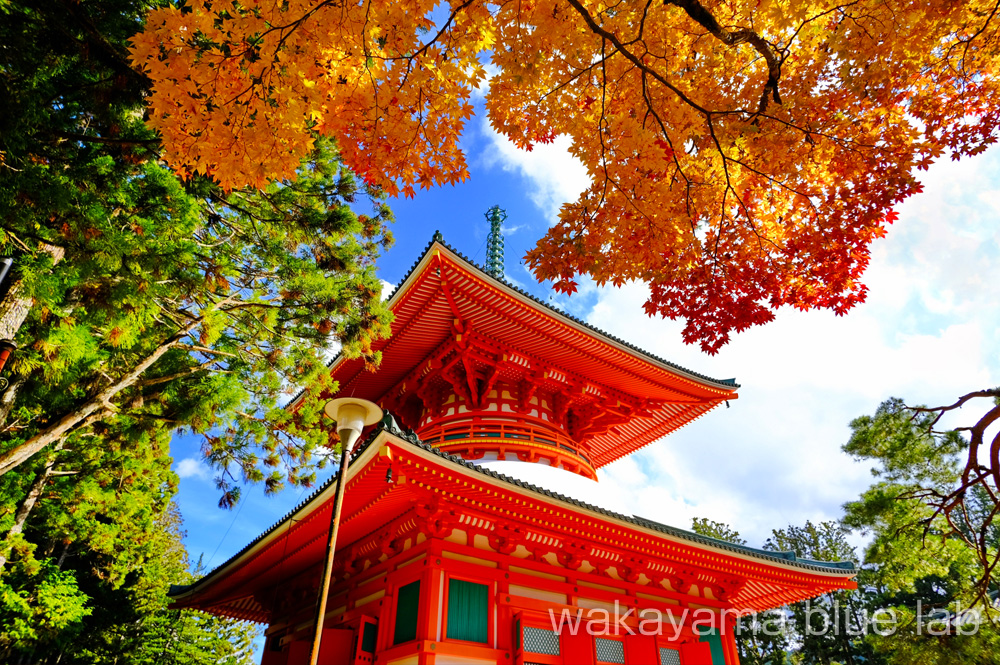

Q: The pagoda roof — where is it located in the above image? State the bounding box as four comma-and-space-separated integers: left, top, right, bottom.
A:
386, 233, 738, 391
293, 235, 739, 468
170, 419, 856, 622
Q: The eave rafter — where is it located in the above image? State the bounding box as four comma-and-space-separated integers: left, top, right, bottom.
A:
378, 319, 690, 444
437, 253, 719, 402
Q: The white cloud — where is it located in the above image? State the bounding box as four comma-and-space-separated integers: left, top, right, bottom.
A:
480, 123, 591, 224
176, 457, 211, 481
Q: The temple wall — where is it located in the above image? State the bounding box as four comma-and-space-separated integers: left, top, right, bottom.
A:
259, 527, 738, 665
417, 383, 562, 429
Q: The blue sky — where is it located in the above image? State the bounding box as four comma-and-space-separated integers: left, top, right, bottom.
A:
171, 96, 1000, 574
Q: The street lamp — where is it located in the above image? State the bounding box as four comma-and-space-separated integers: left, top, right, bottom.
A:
308, 398, 383, 665
0, 340, 16, 392
324, 398, 383, 451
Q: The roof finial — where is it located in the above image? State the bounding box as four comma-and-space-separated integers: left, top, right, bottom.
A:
484, 205, 506, 279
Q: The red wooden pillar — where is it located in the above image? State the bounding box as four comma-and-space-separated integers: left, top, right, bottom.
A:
723, 628, 741, 665
376, 584, 395, 654
422, 561, 444, 642
560, 631, 595, 665
678, 641, 714, 665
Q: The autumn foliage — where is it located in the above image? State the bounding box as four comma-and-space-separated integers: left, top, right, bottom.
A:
132, 0, 1000, 351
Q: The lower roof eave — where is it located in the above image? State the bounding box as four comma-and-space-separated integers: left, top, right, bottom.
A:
167, 432, 390, 603
171, 424, 856, 610
389, 432, 857, 582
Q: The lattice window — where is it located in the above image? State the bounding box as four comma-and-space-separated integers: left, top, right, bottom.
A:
595, 637, 624, 663
522, 626, 560, 655
659, 647, 681, 665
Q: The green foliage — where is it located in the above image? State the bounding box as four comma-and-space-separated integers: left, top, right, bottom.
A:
59, 513, 260, 665
0, 562, 90, 647
691, 518, 747, 545
0, 0, 393, 493
156, 611, 259, 665
765, 521, 857, 565
844, 398, 966, 489
0, 449, 259, 663
844, 398, 1000, 665
765, 522, 874, 665
0, 0, 390, 660
862, 602, 1000, 665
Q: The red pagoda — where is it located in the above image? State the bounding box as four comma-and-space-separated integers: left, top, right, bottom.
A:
169, 235, 857, 665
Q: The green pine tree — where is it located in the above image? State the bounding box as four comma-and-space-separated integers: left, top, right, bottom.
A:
844, 398, 1000, 665
0, 0, 393, 493
0, 0, 394, 660
763, 521, 876, 665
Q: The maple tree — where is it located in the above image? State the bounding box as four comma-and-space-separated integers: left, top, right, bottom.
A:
133, 0, 1000, 352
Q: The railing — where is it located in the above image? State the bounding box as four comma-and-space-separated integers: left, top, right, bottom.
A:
418, 416, 596, 479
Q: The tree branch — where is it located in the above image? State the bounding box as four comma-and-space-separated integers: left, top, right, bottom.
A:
0, 318, 200, 476
47, 130, 160, 147
666, 0, 782, 111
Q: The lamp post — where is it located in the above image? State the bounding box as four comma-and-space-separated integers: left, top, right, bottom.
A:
308, 397, 383, 665
0, 257, 16, 392
0, 340, 16, 392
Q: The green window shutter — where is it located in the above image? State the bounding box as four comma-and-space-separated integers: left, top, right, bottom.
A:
393, 581, 421, 645
697, 627, 727, 665
361, 621, 377, 653
446, 579, 489, 643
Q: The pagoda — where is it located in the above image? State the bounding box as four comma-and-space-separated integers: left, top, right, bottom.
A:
169, 235, 856, 665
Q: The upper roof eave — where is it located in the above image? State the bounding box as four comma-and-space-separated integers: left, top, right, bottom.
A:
288, 233, 738, 411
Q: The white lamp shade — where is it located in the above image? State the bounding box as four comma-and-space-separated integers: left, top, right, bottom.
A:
324, 397, 383, 437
